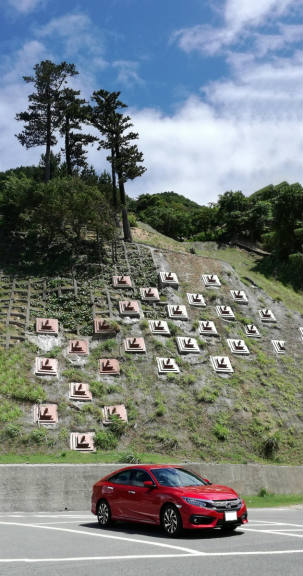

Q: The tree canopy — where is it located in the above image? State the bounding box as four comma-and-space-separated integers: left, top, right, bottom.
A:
130, 183, 303, 290
14, 59, 146, 243
16, 60, 78, 182
91, 89, 146, 241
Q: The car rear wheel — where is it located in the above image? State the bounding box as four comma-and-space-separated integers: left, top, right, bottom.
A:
97, 500, 111, 528
161, 504, 183, 537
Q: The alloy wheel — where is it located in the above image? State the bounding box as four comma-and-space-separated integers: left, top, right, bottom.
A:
97, 501, 110, 527
162, 506, 180, 536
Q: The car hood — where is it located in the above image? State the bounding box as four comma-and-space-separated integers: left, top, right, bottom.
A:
169, 484, 239, 500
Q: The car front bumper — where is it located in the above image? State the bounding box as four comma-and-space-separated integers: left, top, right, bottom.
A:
181, 502, 248, 530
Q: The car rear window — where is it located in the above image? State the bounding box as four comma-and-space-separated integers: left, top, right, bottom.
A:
108, 470, 132, 485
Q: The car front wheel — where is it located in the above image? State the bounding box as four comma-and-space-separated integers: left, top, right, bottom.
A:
97, 500, 111, 528
161, 504, 183, 537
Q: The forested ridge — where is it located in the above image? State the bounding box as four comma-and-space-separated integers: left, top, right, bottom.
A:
0, 59, 301, 291
129, 184, 303, 291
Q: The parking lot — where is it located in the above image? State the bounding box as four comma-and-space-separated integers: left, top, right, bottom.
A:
0, 507, 301, 576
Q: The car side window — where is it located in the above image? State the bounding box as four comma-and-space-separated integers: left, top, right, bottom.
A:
109, 470, 131, 485
130, 469, 153, 487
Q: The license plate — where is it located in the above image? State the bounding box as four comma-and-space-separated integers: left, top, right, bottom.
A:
225, 511, 237, 522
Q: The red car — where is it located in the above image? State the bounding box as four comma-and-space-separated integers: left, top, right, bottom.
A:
91, 465, 248, 536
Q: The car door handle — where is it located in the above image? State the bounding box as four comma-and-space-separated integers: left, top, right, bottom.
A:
128, 490, 136, 494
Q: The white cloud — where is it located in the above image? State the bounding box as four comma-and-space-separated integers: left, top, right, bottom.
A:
124, 97, 300, 203
225, 0, 298, 30
1, 40, 48, 83
121, 50, 301, 203
0, 39, 51, 170
36, 13, 106, 59
252, 23, 301, 56
0, 7, 300, 209
172, 24, 233, 56
207, 51, 301, 120
6, 0, 45, 13
113, 60, 143, 86
173, 0, 300, 56
1, 42, 301, 204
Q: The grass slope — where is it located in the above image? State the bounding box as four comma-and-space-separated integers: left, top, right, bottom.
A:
0, 229, 302, 465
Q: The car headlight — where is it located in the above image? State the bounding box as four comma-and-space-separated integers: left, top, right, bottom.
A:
183, 497, 215, 509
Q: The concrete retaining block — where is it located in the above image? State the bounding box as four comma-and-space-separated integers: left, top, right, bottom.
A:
0, 463, 301, 512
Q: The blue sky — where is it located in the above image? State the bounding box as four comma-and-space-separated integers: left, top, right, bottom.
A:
0, 0, 301, 204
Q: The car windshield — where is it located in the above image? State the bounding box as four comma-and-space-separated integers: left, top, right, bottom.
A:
151, 468, 208, 487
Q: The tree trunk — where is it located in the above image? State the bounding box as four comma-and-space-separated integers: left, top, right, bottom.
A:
121, 204, 132, 242
111, 147, 118, 210
45, 101, 51, 182
111, 148, 120, 228
65, 116, 72, 176
115, 144, 132, 242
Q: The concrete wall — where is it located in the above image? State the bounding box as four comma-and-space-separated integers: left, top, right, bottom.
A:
0, 463, 301, 512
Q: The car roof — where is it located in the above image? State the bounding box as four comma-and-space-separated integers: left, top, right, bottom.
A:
117, 464, 181, 471
101, 464, 183, 481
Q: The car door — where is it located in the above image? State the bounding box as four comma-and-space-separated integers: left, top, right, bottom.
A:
125, 469, 162, 523
104, 469, 134, 518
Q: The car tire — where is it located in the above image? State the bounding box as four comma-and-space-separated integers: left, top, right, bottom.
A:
97, 499, 111, 528
161, 504, 183, 537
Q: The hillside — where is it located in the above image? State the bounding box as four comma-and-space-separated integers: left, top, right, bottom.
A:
0, 230, 302, 465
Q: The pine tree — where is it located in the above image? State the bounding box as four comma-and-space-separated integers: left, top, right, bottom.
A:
16, 60, 78, 182
57, 88, 97, 175
91, 89, 146, 241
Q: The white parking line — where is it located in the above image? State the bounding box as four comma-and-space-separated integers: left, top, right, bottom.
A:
0, 550, 302, 563
31, 521, 97, 525
0, 522, 202, 556
0, 513, 92, 520
242, 527, 303, 538
248, 521, 303, 528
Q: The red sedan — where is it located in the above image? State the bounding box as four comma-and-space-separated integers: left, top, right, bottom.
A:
91, 465, 248, 536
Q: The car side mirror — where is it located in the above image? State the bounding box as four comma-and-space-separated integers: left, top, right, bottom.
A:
144, 480, 156, 488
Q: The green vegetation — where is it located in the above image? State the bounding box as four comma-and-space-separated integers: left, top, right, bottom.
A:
131, 183, 303, 292
244, 492, 302, 508
0, 452, 182, 464
132, 224, 301, 311
0, 58, 147, 266
195, 244, 301, 312
0, 347, 46, 403
0, 60, 301, 467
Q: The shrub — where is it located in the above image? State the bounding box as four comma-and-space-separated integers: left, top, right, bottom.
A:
0, 401, 22, 423
3, 423, 22, 439
258, 488, 268, 497
213, 422, 229, 441
167, 321, 178, 336
213, 413, 230, 441
140, 319, 149, 330
118, 451, 142, 464
180, 373, 196, 386
89, 381, 105, 397
154, 393, 166, 416
261, 432, 280, 458
128, 212, 137, 227
109, 414, 127, 436
94, 430, 118, 450
27, 428, 48, 445
196, 387, 219, 403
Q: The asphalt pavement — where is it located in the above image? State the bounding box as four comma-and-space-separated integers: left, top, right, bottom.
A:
0, 506, 302, 576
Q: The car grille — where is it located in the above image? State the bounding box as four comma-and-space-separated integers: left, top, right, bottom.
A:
213, 498, 241, 512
